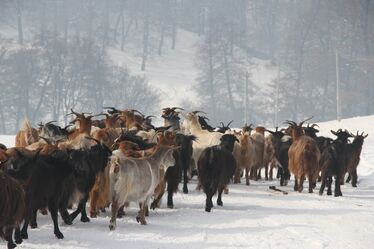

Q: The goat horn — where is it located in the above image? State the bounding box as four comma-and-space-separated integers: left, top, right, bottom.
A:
265, 129, 275, 134
171, 107, 184, 111
192, 110, 207, 115
145, 115, 156, 120
103, 106, 120, 112
284, 120, 297, 126
227, 120, 234, 127
311, 123, 320, 129
132, 109, 145, 117
45, 120, 56, 125
220, 122, 225, 127
202, 116, 210, 121
85, 136, 101, 145
299, 116, 314, 127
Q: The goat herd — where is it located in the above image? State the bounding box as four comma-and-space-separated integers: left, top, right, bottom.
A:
0, 107, 368, 249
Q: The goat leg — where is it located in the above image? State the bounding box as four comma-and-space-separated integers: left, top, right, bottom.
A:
327, 176, 333, 195
293, 177, 298, 191
245, 169, 250, 186
136, 201, 147, 225
298, 176, 304, 193
14, 226, 22, 245
217, 187, 224, 206
109, 198, 119, 231
5, 227, 16, 249
319, 175, 326, 196
335, 175, 343, 197
59, 208, 72, 225
116, 205, 126, 218
205, 189, 214, 212
308, 175, 313, 193
351, 170, 358, 187
183, 168, 189, 193
48, 201, 64, 239
30, 209, 38, 228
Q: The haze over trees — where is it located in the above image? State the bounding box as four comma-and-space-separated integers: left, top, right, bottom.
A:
0, 0, 373, 133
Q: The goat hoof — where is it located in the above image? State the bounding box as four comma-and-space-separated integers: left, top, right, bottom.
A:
352, 184, 357, 188
15, 237, 23, 244
40, 208, 48, 215
8, 242, 17, 249
64, 218, 72, 225
55, 231, 64, 239
81, 216, 90, 223
90, 211, 97, 218
205, 207, 212, 212
309, 189, 313, 194
167, 204, 174, 209
319, 191, 323, 196
20, 232, 28, 240
109, 222, 116, 231
150, 202, 157, 210
327, 191, 332, 196
183, 188, 188, 194
217, 200, 223, 206
30, 223, 37, 229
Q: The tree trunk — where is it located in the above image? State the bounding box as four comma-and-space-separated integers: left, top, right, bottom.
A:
141, 0, 150, 71
16, 0, 23, 45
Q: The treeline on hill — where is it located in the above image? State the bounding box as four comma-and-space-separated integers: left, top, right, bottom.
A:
0, 0, 373, 132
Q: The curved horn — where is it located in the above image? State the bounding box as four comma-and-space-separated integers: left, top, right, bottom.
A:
192, 110, 207, 115
170, 107, 185, 111
145, 115, 156, 120
265, 129, 275, 135
45, 120, 56, 125
227, 120, 234, 127
284, 120, 297, 126
103, 106, 120, 114
299, 116, 313, 127
132, 109, 145, 117
331, 130, 338, 136
219, 122, 225, 127
311, 124, 320, 129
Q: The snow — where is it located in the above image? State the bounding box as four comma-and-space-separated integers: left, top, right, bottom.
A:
1, 115, 374, 249
108, 30, 201, 110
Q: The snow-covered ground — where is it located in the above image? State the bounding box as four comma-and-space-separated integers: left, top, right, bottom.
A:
1, 115, 374, 249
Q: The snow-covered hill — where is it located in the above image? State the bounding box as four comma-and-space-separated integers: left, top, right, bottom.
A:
1, 115, 373, 249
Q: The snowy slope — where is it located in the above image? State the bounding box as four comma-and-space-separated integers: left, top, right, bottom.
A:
1, 116, 374, 249
108, 30, 201, 110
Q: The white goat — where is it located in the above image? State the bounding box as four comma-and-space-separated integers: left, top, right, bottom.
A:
108, 145, 176, 230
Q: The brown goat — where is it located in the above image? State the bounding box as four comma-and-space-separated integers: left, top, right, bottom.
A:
287, 119, 320, 193
15, 119, 39, 147
0, 170, 25, 249
249, 126, 266, 180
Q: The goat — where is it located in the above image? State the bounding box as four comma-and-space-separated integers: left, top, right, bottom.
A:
233, 131, 253, 185
266, 128, 292, 186
304, 124, 333, 153
263, 134, 278, 181
63, 139, 112, 223
215, 121, 233, 133
319, 129, 353, 196
0, 170, 25, 249
345, 132, 368, 187
182, 111, 223, 174
6, 149, 74, 240
162, 107, 184, 131
38, 121, 71, 144
198, 134, 238, 212
198, 116, 214, 132
286, 119, 320, 193
108, 144, 177, 230
249, 126, 266, 181
15, 119, 39, 147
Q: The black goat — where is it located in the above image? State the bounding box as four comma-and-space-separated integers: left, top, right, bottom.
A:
345, 132, 368, 187
319, 129, 353, 196
216, 121, 233, 133
198, 116, 215, 132
304, 124, 333, 153
266, 128, 291, 186
6, 149, 74, 240
198, 134, 238, 212
64, 140, 112, 223
38, 121, 71, 143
